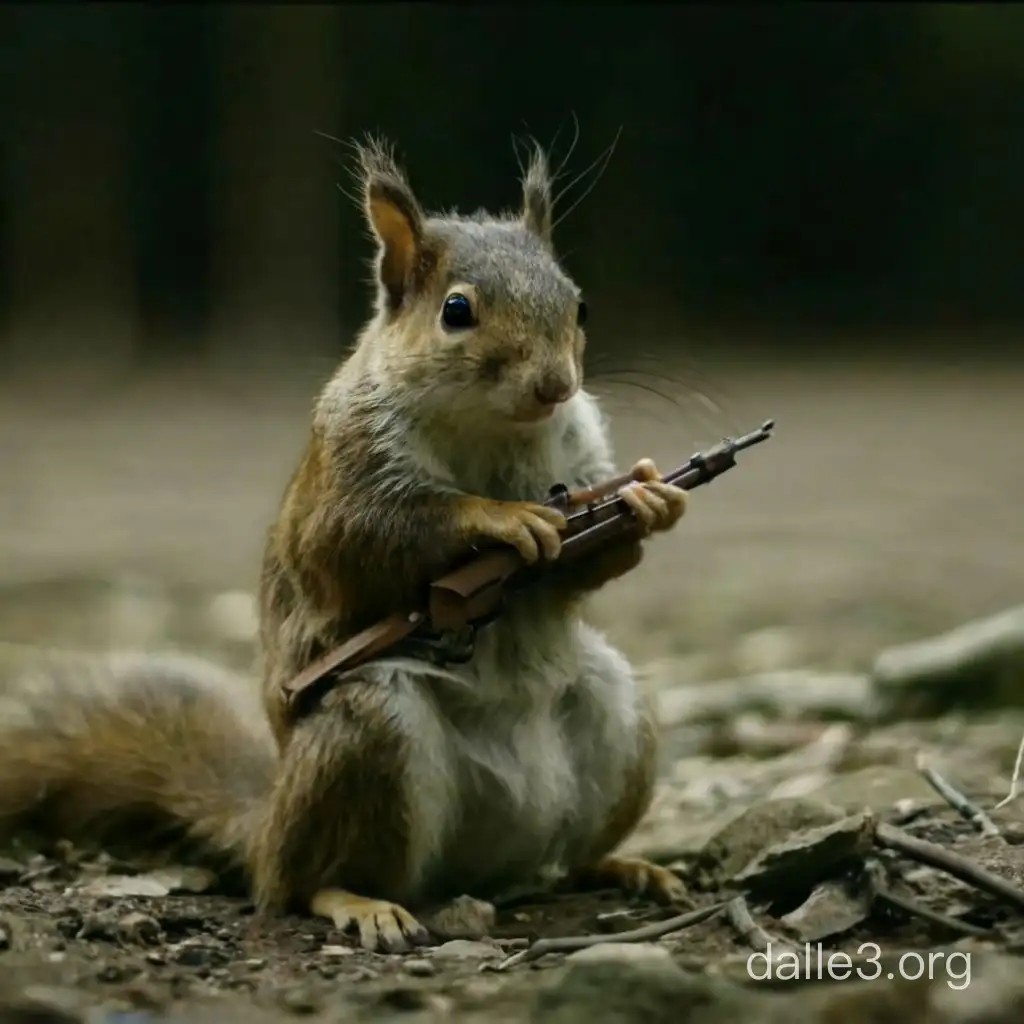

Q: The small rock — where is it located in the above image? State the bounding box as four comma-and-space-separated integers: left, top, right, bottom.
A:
143, 865, 217, 894
278, 983, 323, 1015
117, 912, 162, 945
567, 942, 673, 966
0, 920, 11, 951
80, 866, 216, 899
422, 895, 496, 940
404, 958, 437, 977
77, 911, 119, 941
81, 875, 169, 899
321, 944, 355, 958
431, 939, 502, 961
692, 797, 848, 890
0, 856, 24, 883
780, 880, 871, 942
56, 913, 83, 939
731, 811, 876, 897
380, 988, 431, 1012
97, 964, 134, 983
173, 945, 221, 967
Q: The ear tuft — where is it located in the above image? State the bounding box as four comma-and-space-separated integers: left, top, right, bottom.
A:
352, 136, 427, 312
520, 143, 553, 247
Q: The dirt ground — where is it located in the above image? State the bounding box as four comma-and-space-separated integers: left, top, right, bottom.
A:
1, 345, 1024, 1021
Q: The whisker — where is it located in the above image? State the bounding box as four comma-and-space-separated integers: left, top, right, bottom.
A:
312, 129, 345, 148
589, 375, 683, 410
510, 131, 530, 179
552, 134, 615, 210
586, 368, 737, 436
552, 126, 622, 229
585, 353, 735, 417
550, 112, 582, 184
585, 356, 701, 391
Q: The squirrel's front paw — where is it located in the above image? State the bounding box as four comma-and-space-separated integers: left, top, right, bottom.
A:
311, 889, 432, 953
456, 497, 566, 564
572, 855, 690, 906
619, 458, 687, 536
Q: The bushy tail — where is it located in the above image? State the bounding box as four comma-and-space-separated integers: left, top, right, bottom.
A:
0, 646, 276, 867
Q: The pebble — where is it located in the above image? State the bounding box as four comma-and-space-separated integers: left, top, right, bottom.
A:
404, 957, 437, 977
0, 856, 24, 882
117, 912, 162, 945
431, 939, 502, 961
423, 895, 496, 940
278, 983, 322, 1015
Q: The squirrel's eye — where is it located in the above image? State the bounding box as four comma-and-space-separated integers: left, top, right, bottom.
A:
442, 293, 475, 330
576, 301, 588, 327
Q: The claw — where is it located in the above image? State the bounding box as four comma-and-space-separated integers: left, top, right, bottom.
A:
311, 889, 432, 953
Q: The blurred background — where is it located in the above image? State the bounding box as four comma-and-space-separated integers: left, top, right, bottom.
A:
1, 4, 1022, 673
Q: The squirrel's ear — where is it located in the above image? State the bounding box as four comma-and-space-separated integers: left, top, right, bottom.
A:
520, 145, 553, 246
354, 138, 427, 311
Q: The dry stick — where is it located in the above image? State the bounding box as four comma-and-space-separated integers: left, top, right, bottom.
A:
994, 730, 1024, 811
871, 885, 991, 939
493, 900, 729, 971
724, 896, 799, 958
874, 823, 1024, 913
863, 856, 991, 940
916, 755, 1001, 838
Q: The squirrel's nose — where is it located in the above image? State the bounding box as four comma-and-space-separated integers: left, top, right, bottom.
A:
534, 375, 573, 407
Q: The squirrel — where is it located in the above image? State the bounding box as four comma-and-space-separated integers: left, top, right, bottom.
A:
0, 138, 689, 953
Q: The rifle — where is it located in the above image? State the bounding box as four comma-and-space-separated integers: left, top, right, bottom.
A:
282, 419, 775, 717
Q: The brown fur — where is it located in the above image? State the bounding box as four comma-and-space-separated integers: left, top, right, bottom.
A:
250, 684, 413, 914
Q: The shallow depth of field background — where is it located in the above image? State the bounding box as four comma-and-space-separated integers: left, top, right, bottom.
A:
1, 4, 1022, 673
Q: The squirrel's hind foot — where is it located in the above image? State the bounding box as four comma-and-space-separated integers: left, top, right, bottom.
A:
570, 855, 690, 907
311, 888, 432, 953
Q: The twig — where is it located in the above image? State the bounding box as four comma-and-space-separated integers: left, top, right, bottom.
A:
863, 857, 991, 939
493, 900, 728, 970
875, 822, 1024, 912
872, 886, 991, 938
916, 755, 1001, 838
724, 896, 799, 957
994, 730, 1024, 811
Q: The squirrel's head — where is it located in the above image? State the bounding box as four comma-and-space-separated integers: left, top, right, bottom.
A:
352, 138, 586, 430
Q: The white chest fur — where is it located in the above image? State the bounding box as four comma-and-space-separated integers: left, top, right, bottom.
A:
373, 611, 641, 906
356, 389, 638, 904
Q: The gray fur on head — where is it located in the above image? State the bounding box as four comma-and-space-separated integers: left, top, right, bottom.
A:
350, 135, 576, 348
519, 144, 554, 248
